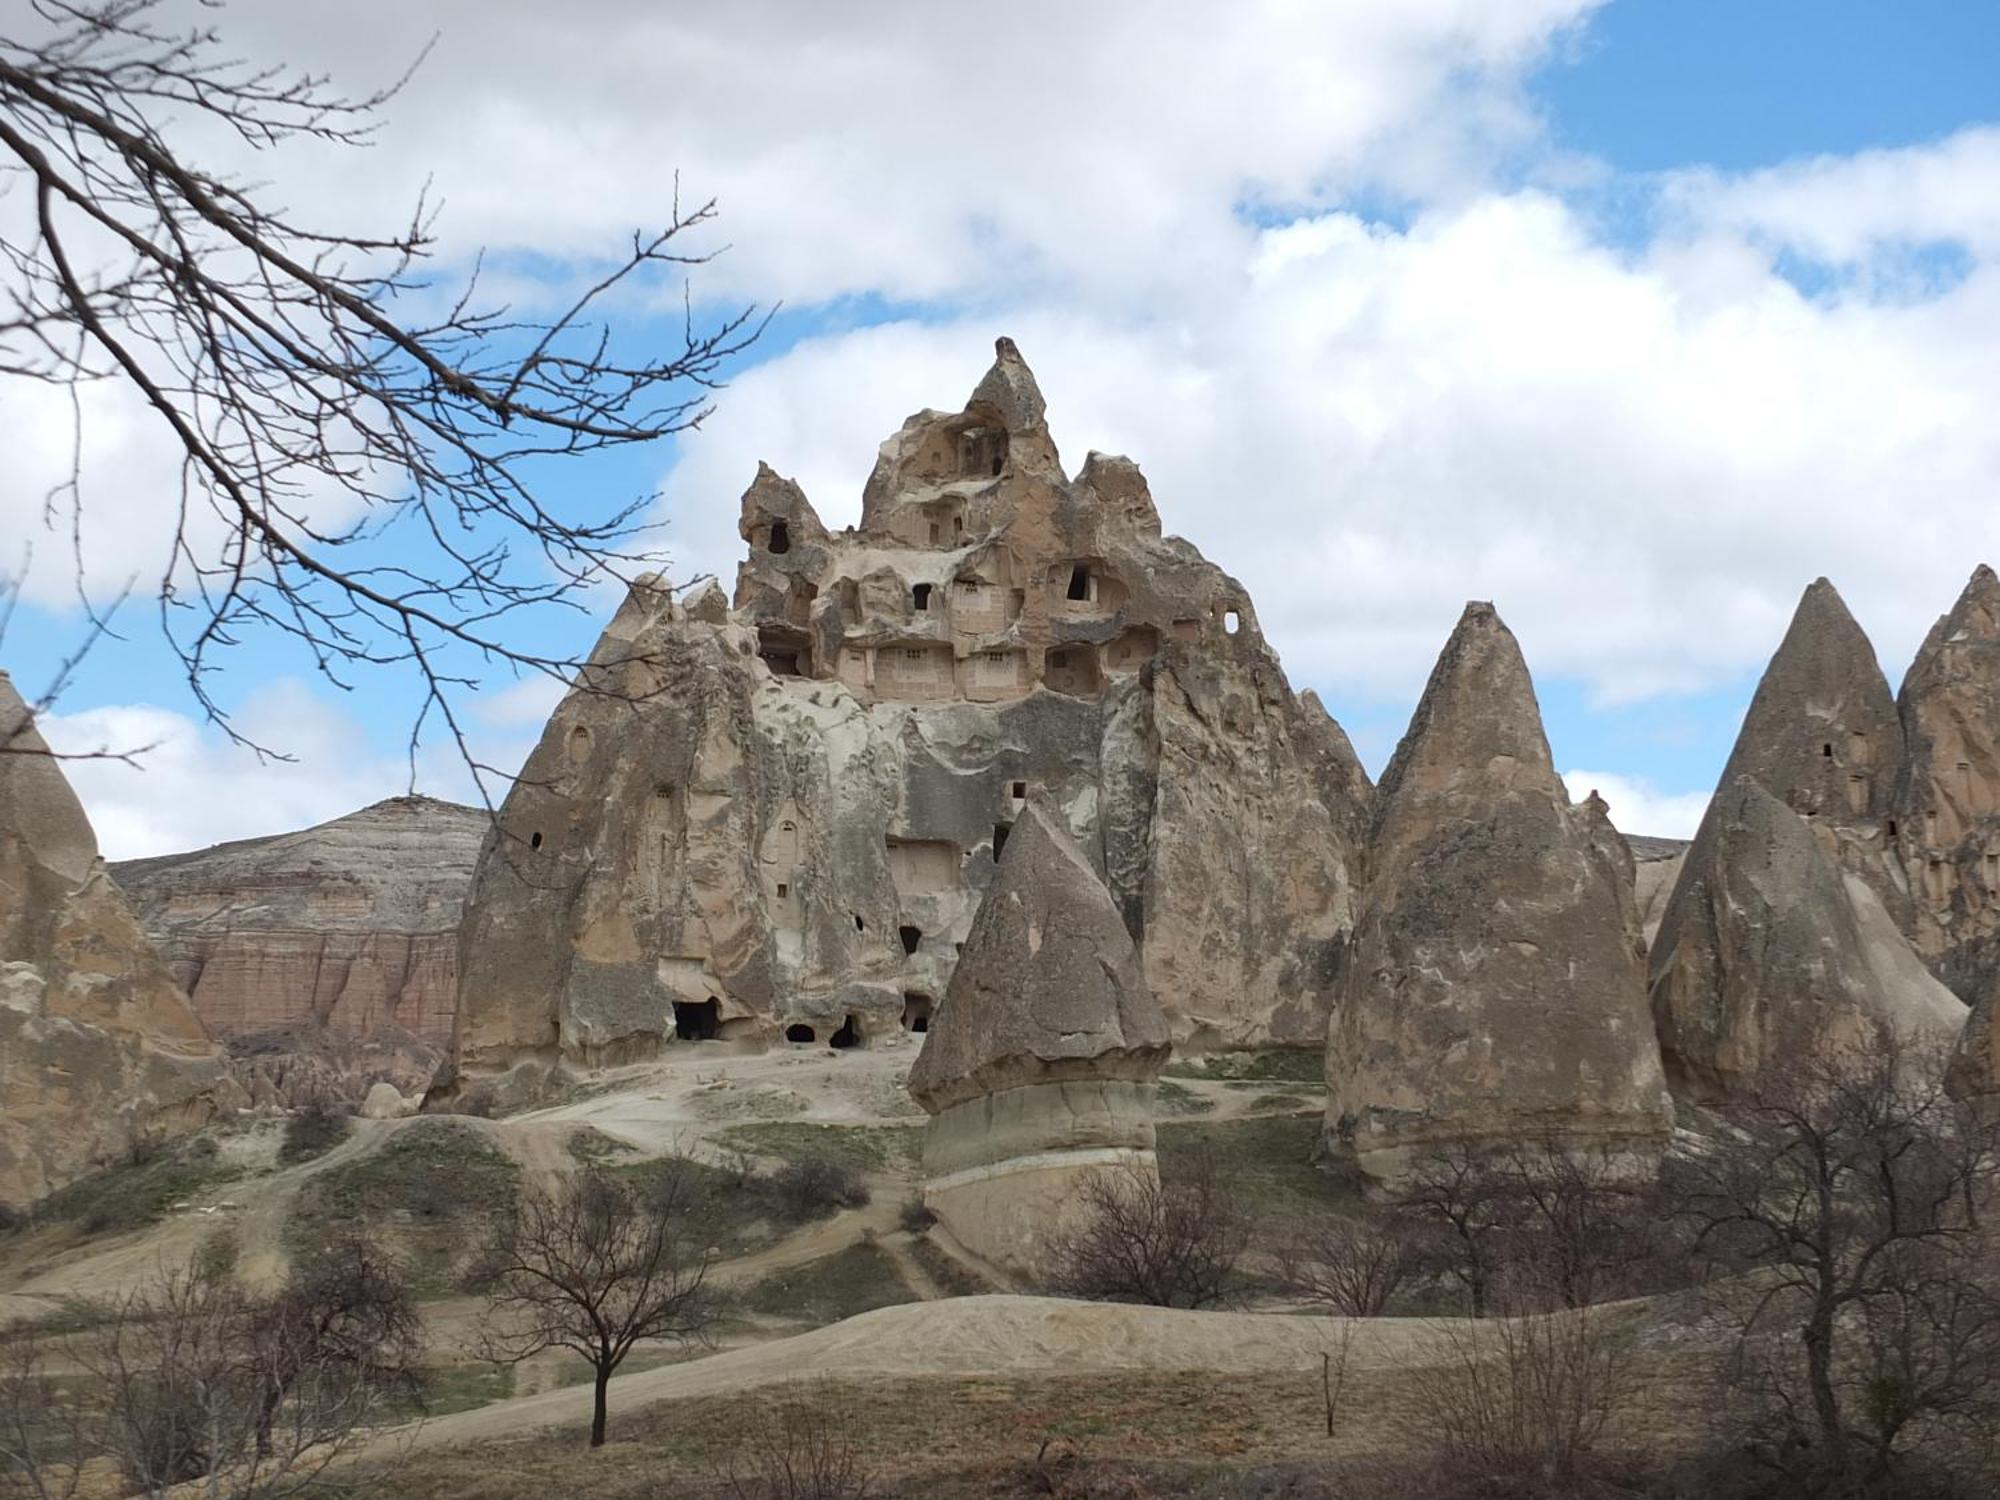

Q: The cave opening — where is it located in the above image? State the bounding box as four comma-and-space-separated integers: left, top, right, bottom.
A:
785, 1023, 817, 1045
902, 994, 933, 1033
673, 1000, 719, 1042
830, 1015, 861, 1050
769, 520, 791, 554
899, 924, 922, 955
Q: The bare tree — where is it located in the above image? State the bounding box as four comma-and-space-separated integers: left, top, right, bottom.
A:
1671, 1042, 2000, 1493
1394, 1144, 1519, 1318
0, 1, 761, 774
475, 1163, 716, 1448
0, 1239, 423, 1499
1044, 1151, 1248, 1311
1278, 1213, 1413, 1317
1493, 1138, 1662, 1311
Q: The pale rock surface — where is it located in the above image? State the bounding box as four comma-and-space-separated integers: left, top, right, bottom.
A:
359, 1080, 413, 1119
909, 799, 1169, 1275
438, 340, 1370, 1108
1650, 777, 1965, 1101
112, 796, 485, 1103
1325, 603, 1672, 1185
0, 674, 238, 1204
1650, 577, 1973, 1100
1894, 568, 2000, 1101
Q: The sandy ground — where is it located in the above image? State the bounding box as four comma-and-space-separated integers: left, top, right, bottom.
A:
386, 1293, 1459, 1454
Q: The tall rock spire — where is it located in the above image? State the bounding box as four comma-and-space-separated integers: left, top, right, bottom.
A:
1326, 604, 1670, 1184
0, 674, 237, 1203
1892, 564, 2000, 1101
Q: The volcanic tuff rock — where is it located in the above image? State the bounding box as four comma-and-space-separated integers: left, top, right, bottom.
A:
1651, 776, 1964, 1102
1649, 577, 1976, 1100
910, 798, 1169, 1273
1325, 604, 1672, 1185
0, 674, 237, 1204
1896, 567, 2000, 1100
439, 339, 1372, 1107
112, 797, 486, 1103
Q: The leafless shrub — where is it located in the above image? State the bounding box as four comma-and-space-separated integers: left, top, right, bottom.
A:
1044, 1150, 1248, 1310
1400, 1283, 1639, 1497
475, 1163, 715, 1448
896, 1196, 935, 1235
0, 1236, 423, 1499
770, 1158, 870, 1223
1492, 1139, 1665, 1311
716, 1382, 872, 1499
1279, 1214, 1414, 1317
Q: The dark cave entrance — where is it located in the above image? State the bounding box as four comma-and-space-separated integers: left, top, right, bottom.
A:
830, 1015, 861, 1050
673, 1000, 719, 1042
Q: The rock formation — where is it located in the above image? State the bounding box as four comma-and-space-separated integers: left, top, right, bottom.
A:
1651, 776, 1964, 1101
1324, 604, 1672, 1185
907, 799, 1170, 1274
439, 339, 1371, 1108
1628, 836, 1689, 951
1894, 567, 2000, 1102
112, 796, 485, 1102
0, 674, 237, 1204
1650, 577, 1972, 1101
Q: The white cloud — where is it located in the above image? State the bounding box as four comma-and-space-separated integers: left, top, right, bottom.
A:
1562, 770, 1709, 841
1665, 126, 2000, 267
656, 183, 2000, 712
38, 678, 539, 859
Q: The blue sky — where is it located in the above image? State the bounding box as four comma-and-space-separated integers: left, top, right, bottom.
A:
7, 0, 1999, 855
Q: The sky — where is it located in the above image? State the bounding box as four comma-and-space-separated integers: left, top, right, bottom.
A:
5, 0, 2000, 856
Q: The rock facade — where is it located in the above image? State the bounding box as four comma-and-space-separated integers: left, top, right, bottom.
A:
1650, 577, 1977, 1101
112, 796, 485, 1102
1324, 604, 1673, 1185
909, 800, 1170, 1274
439, 339, 1371, 1107
0, 675, 238, 1204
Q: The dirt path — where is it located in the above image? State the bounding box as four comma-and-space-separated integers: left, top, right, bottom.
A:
381, 1295, 1463, 1455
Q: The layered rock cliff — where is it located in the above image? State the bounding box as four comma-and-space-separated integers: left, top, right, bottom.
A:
1324, 604, 1672, 1183
0, 674, 238, 1204
111, 796, 484, 1058
439, 339, 1373, 1107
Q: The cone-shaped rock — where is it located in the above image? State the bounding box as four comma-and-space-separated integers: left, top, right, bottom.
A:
1648, 577, 1944, 1099
910, 798, 1169, 1274
1719, 579, 1904, 819
909, 799, 1169, 1111
0, 674, 237, 1203
1325, 604, 1671, 1185
1892, 565, 2000, 1101
1651, 776, 1964, 1101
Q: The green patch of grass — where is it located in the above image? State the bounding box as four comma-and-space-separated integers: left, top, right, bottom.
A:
30, 1136, 239, 1237
734, 1240, 915, 1327
567, 1127, 635, 1163
1156, 1114, 1347, 1219
286, 1120, 518, 1296
615, 1156, 786, 1258
407, 1362, 515, 1418
906, 1233, 993, 1298
1163, 1048, 1324, 1085
712, 1122, 922, 1175
1153, 1080, 1217, 1116
277, 1102, 348, 1166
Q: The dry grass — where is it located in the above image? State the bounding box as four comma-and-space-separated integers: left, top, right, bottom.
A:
341, 1325, 1721, 1499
